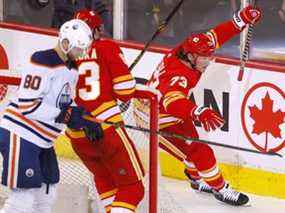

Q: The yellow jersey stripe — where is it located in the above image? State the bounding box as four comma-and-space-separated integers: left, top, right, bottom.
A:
163, 95, 185, 109
112, 201, 136, 211
159, 122, 178, 129
114, 88, 136, 95
187, 167, 198, 172
99, 188, 118, 200
210, 30, 220, 48
164, 90, 186, 98
100, 114, 123, 129
107, 114, 123, 123
163, 93, 185, 105
91, 101, 117, 117
159, 113, 172, 118
200, 165, 217, 174
116, 128, 144, 180
116, 127, 143, 180
112, 74, 133, 84
159, 136, 187, 159
203, 171, 222, 182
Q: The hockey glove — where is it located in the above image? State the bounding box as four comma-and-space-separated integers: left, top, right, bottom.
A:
233, 5, 261, 29
193, 106, 224, 132
55, 106, 86, 130
83, 120, 104, 143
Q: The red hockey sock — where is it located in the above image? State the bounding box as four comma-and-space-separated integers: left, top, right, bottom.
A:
112, 181, 144, 212
185, 168, 201, 180
188, 142, 225, 190
184, 160, 201, 180
199, 166, 225, 191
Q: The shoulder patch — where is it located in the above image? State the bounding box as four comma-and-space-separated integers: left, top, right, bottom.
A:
31, 49, 65, 68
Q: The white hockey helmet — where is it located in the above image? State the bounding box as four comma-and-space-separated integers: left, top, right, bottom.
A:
59, 19, 93, 54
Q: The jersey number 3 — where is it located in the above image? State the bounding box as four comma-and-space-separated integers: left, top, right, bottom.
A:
78, 61, 100, 101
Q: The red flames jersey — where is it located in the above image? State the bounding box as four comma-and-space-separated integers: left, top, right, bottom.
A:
148, 20, 242, 128
74, 39, 135, 124
147, 52, 202, 128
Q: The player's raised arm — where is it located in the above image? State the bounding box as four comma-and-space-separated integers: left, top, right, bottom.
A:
143, 5, 263, 207
206, 5, 261, 49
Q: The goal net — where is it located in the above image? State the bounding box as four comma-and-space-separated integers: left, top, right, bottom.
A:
0, 74, 186, 213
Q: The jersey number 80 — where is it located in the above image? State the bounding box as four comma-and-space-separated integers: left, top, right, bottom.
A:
23, 74, 41, 90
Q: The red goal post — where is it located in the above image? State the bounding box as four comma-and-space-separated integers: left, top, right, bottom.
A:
132, 87, 159, 213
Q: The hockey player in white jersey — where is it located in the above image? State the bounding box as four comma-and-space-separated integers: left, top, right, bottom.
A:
0, 19, 93, 213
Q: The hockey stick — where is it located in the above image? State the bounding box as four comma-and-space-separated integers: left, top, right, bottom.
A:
83, 115, 283, 158
128, 0, 185, 71
0, 70, 280, 158
237, 0, 257, 81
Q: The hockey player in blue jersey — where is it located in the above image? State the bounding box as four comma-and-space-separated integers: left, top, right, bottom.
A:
0, 19, 95, 213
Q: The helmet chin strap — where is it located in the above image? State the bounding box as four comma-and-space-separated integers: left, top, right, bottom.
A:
59, 40, 73, 55
187, 53, 197, 69
57, 41, 77, 69
66, 58, 77, 70
177, 50, 197, 69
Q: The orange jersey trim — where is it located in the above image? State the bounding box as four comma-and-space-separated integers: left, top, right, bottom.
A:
5, 109, 58, 140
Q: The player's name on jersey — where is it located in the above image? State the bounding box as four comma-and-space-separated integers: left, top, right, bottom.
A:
78, 48, 97, 61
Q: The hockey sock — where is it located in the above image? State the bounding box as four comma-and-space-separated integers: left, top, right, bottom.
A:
111, 181, 144, 212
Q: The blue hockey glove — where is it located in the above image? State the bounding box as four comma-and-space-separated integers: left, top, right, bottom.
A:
83, 120, 104, 143
55, 106, 86, 130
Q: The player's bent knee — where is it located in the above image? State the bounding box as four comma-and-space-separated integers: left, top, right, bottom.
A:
189, 142, 217, 170
2, 188, 36, 213
131, 181, 145, 204
113, 181, 144, 211
190, 142, 215, 159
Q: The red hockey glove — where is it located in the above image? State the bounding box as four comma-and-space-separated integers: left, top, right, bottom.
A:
193, 106, 224, 132
240, 5, 261, 24
233, 5, 261, 29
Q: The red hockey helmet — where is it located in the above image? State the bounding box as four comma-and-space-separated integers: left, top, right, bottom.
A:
181, 33, 215, 57
74, 9, 103, 30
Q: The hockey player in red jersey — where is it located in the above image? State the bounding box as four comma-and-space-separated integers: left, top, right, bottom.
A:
147, 5, 261, 206
65, 9, 145, 213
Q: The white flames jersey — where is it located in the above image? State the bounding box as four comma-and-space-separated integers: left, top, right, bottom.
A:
0, 49, 78, 148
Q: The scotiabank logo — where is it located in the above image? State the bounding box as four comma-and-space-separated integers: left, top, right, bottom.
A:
241, 82, 285, 153
0, 44, 9, 102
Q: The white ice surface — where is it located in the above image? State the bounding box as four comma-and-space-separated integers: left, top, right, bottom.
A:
162, 177, 284, 213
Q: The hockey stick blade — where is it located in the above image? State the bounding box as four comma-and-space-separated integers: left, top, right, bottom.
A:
128, 0, 185, 71
83, 115, 283, 158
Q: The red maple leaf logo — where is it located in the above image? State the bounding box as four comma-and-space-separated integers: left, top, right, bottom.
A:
249, 92, 285, 151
